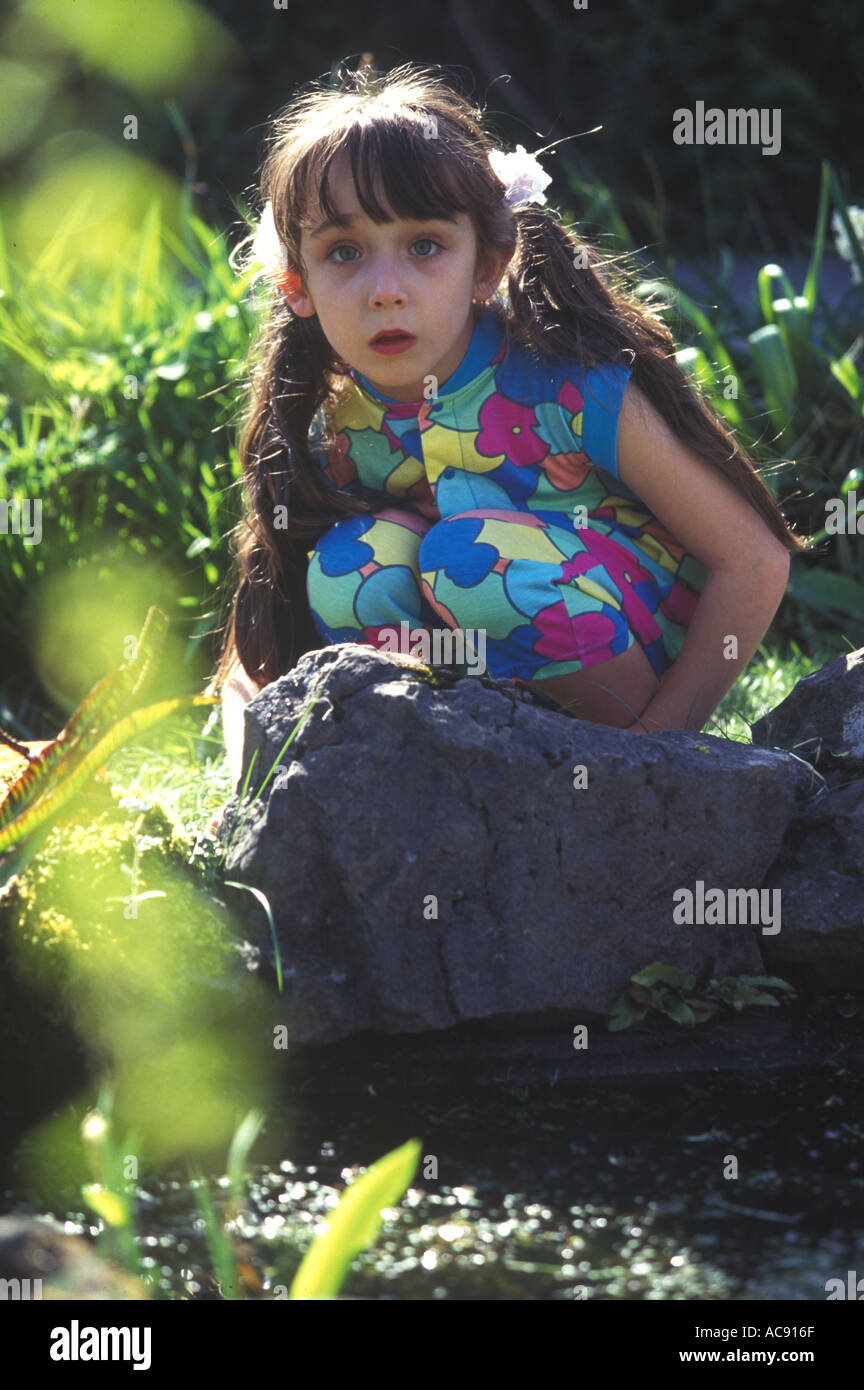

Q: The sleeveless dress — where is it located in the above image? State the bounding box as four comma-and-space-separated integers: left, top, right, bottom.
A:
304, 303, 708, 684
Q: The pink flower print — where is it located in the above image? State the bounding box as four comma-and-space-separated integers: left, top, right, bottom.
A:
559, 529, 663, 647
532, 599, 620, 664
476, 393, 548, 467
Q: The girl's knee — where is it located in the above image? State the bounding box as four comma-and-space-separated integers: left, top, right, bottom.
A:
522, 638, 660, 727
307, 512, 432, 634
309, 509, 426, 579
581, 638, 659, 708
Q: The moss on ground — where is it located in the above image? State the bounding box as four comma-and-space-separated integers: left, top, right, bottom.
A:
0, 785, 254, 1124
2, 793, 233, 995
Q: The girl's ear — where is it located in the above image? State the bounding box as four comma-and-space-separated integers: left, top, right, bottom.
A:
275, 268, 316, 316
283, 290, 317, 317
474, 246, 514, 301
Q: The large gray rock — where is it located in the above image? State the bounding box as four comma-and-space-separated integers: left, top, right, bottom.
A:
219, 645, 817, 1045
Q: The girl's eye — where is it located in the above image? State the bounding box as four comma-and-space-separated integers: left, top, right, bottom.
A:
326, 238, 443, 264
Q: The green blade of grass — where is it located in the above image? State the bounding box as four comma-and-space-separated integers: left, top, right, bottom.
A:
803, 161, 832, 312
226, 1108, 265, 1211
222, 883, 283, 992
289, 1138, 422, 1300
190, 1166, 238, 1299
758, 263, 797, 325
219, 688, 324, 861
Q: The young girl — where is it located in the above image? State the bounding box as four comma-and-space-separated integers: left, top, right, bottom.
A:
213, 60, 807, 783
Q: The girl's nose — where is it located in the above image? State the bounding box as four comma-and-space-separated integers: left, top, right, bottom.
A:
369, 259, 406, 305
371, 288, 406, 307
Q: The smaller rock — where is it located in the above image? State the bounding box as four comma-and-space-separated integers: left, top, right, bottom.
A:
0, 1216, 147, 1299
760, 780, 864, 989
750, 647, 864, 785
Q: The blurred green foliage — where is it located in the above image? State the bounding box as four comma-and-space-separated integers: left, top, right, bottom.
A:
0, 191, 255, 705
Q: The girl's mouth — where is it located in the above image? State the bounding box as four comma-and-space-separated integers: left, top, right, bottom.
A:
369, 330, 417, 355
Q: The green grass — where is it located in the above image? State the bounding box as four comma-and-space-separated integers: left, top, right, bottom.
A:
687, 638, 834, 744
0, 198, 257, 679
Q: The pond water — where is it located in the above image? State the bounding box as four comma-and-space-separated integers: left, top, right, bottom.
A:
7, 1064, 862, 1300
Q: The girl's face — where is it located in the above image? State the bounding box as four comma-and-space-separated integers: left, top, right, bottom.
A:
289, 151, 509, 402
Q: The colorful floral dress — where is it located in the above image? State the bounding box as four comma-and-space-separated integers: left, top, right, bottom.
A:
305, 304, 707, 683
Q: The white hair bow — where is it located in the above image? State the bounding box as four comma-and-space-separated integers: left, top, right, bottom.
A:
488, 145, 553, 208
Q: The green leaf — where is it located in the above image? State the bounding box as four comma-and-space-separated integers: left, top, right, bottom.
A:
830, 351, 863, 404
758, 263, 796, 324
771, 296, 812, 379
289, 1139, 422, 1300
227, 1109, 265, 1209
190, 1169, 237, 1299
841, 467, 864, 496
663, 996, 696, 1026
748, 323, 798, 423
608, 994, 648, 1031
185, 535, 212, 558
631, 963, 695, 991
785, 568, 864, 619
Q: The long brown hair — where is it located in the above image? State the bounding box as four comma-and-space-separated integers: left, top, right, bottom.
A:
213, 59, 810, 694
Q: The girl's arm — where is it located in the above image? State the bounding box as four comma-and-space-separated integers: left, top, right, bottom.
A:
615, 382, 791, 734
221, 657, 265, 787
